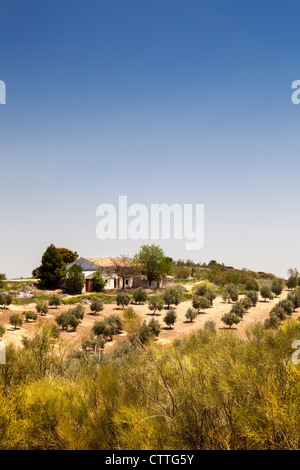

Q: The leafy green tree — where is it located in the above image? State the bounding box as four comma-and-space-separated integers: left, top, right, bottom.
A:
90, 297, 104, 315
264, 314, 281, 329
260, 285, 273, 302
185, 307, 197, 322
38, 244, 67, 288
93, 320, 115, 341
4, 294, 12, 309
163, 309, 177, 329
230, 301, 246, 318
241, 295, 253, 311
204, 287, 216, 306
271, 279, 284, 297
192, 295, 210, 312
72, 304, 85, 319
55, 311, 71, 330
148, 318, 161, 337
132, 287, 148, 304
93, 270, 106, 292
163, 287, 182, 308
105, 314, 123, 334
134, 244, 173, 286
57, 247, 79, 265
25, 310, 38, 322
148, 295, 164, 314
116, 292, 130, 309
287, 276, 298, 290
0, 293, 5, 308
10, 313, 23, 329
223, 284, 239, 303
36, 300, 48, 316
245, 279, 260, 291
221, 312, 240, 329
66, 265, 85, 294
245, 290, 258, 307
48, 294, 61, 309
0, 273, 6, 288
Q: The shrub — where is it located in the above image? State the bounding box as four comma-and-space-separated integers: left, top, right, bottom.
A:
260, 285, 273, 302
10, 313, 23, 329
93, 270, 106, 292
25, 311, 38, 322
148, 295, 164, 314
66, 265, 85, 294
116, 292, 130, 309
163, 288, 182, 309
223, 284, 239, 303
185, 307, 197, 323
132, 287, 148, 304
221, 312, 240, 329
245, 279, 259, 291
192, 295, 210, 312
163, 310, 177, 329
230, 301, 246, 318
271, 279, 284, 297
245, 290, 259, 307
48, 294, 61, 309
36, 300, 48, 316
90, 298, 104, 315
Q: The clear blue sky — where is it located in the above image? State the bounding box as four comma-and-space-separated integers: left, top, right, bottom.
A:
0, 0, 300, 278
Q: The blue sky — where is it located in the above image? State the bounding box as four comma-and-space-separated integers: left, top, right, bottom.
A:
0, 0, 300, 278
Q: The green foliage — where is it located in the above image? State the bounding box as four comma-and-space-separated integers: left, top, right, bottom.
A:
163, 287, 182, 308
116, 292, 130, 309
134, 244, 173, 285
92, 318, 117, 341
0, 273, 6, 288
245, 290, 259, 307
38, 244, 67, 289
55, 306, 83, 331
132, 287, 148, 304
48, 294, 61, 308
66, 265, 85, 294
36, 300, 49, 316
245, 279, 260, 291
192, 295, 210, 312
185, 307, 197, 322
93, 270, 106, 292
25, 310, 38, 322
230, 301, 246, 318
222, 284, 239, 303
221, 312, 240, 328
163, 309, 177, 329
271, 279, 284, 296
148, 295, 164, 314
3, 321, 300, 449
260, 285, 273, 301
174, 266, 191, 280
90, 297, 104, 314
57, 247, 79, 265
9, 313, 23, 329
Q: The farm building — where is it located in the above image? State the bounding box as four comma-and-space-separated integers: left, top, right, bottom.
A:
66, 257, 174, 293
